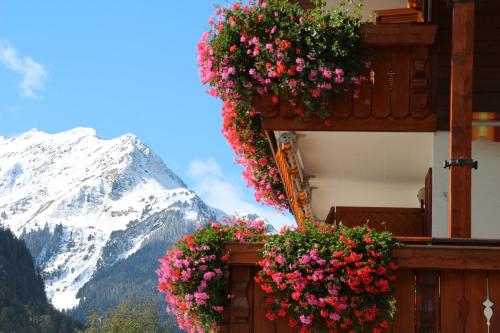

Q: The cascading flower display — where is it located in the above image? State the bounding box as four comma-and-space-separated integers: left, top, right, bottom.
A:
157, 218, 267, 333
198, 0, 365, 210
256, 222, 398, 333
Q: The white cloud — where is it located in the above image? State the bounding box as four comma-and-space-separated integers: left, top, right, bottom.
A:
187, 158, 222, 179
187, 158, 296, 229
0, 39, 47, 99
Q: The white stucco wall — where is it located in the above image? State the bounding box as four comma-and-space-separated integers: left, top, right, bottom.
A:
290, 131, 433, 220
432, 132, 500, 238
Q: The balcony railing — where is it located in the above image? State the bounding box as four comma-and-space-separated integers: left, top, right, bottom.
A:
222, 239, 500, 333
254, 24, 438, 132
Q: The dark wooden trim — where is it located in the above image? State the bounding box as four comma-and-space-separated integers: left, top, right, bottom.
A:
335, 206, 423, 214
416, 271, 440, 332
394, 245, 500, 270
360, 24, 437, 46
397, 237, 500, 246
261, 114, 438, 132
226, 240, 500, 269
324, 207, 335, 225
448, 2, 475, 238
290, 0, 315, 9
424, 168, 433, 236
326, 206, 425, 236
373, 8, 424, 24
226, 242, 264, 265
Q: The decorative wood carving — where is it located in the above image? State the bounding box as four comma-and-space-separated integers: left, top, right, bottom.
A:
276, 145, 304, 225
256, 24, 438, 132
229, 266, 252, 333
274, 134, 313, 225
484, 277, 493, 333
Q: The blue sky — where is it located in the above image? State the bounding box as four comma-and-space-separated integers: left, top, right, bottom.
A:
0, 1, 294, 227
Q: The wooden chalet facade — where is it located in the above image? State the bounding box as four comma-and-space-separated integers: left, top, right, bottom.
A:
223, 0, 500, 332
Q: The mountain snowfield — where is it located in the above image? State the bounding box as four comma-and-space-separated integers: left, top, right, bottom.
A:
0, 128, 234, 310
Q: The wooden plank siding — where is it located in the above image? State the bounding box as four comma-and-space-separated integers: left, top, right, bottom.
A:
224, 241, 500, 332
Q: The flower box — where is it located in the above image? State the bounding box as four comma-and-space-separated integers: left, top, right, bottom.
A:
256, 23, 438, 132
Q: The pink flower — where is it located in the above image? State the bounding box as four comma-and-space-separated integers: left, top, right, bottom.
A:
299, 254, 311, 265
203, 271, 216, 281
299, 314, 312, 325
194, 292, 209, 305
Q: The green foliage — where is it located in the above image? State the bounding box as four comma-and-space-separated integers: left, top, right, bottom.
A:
0, 226, 83, 333
198, 0, 367, 209
257, 222, 399, 332
79, 300, 174, 333
157, 219, 267, 332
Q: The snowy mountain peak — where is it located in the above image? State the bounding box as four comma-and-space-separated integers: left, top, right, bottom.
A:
0, 128, 222, 309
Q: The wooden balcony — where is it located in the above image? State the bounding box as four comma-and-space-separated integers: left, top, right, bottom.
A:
222, 239, 500, 333
254, 24, 438, 132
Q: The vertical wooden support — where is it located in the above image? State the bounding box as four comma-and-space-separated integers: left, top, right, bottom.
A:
229, 266, 252, 333
440, 270, 465, 333
448, 1, 475, 238
424, 168, 433, 237
416, 271, 440, 333
390, 270, 416, 333
253, 272, 276, 333
464, 271, 489, 333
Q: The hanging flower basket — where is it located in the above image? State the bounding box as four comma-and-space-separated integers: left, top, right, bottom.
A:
198, 0, 366, 209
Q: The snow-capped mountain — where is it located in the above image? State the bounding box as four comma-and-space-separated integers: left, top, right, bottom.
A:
0, 128, 226, 310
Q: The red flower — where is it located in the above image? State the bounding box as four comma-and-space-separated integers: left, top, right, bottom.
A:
276, 62, 286, 75
266, 312, 277, 321
294, 107, 305, 117
271, 96, 279, 104
288, 318, 298, 328
229, 45, 237, 53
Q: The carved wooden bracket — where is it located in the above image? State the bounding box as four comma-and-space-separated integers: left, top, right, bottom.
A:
229, 266, 252, 333
411, 47, 430, 118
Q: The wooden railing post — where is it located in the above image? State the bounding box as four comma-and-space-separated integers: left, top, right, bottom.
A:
229, 266, 253, 333
448, 0, 475, 238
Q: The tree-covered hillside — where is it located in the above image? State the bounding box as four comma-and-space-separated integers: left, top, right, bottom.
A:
0, 227, 83, 333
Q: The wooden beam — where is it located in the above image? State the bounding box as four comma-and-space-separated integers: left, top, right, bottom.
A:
448, 1, 475, 238
225, 241, 500, 270
359, 24, 437, 46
